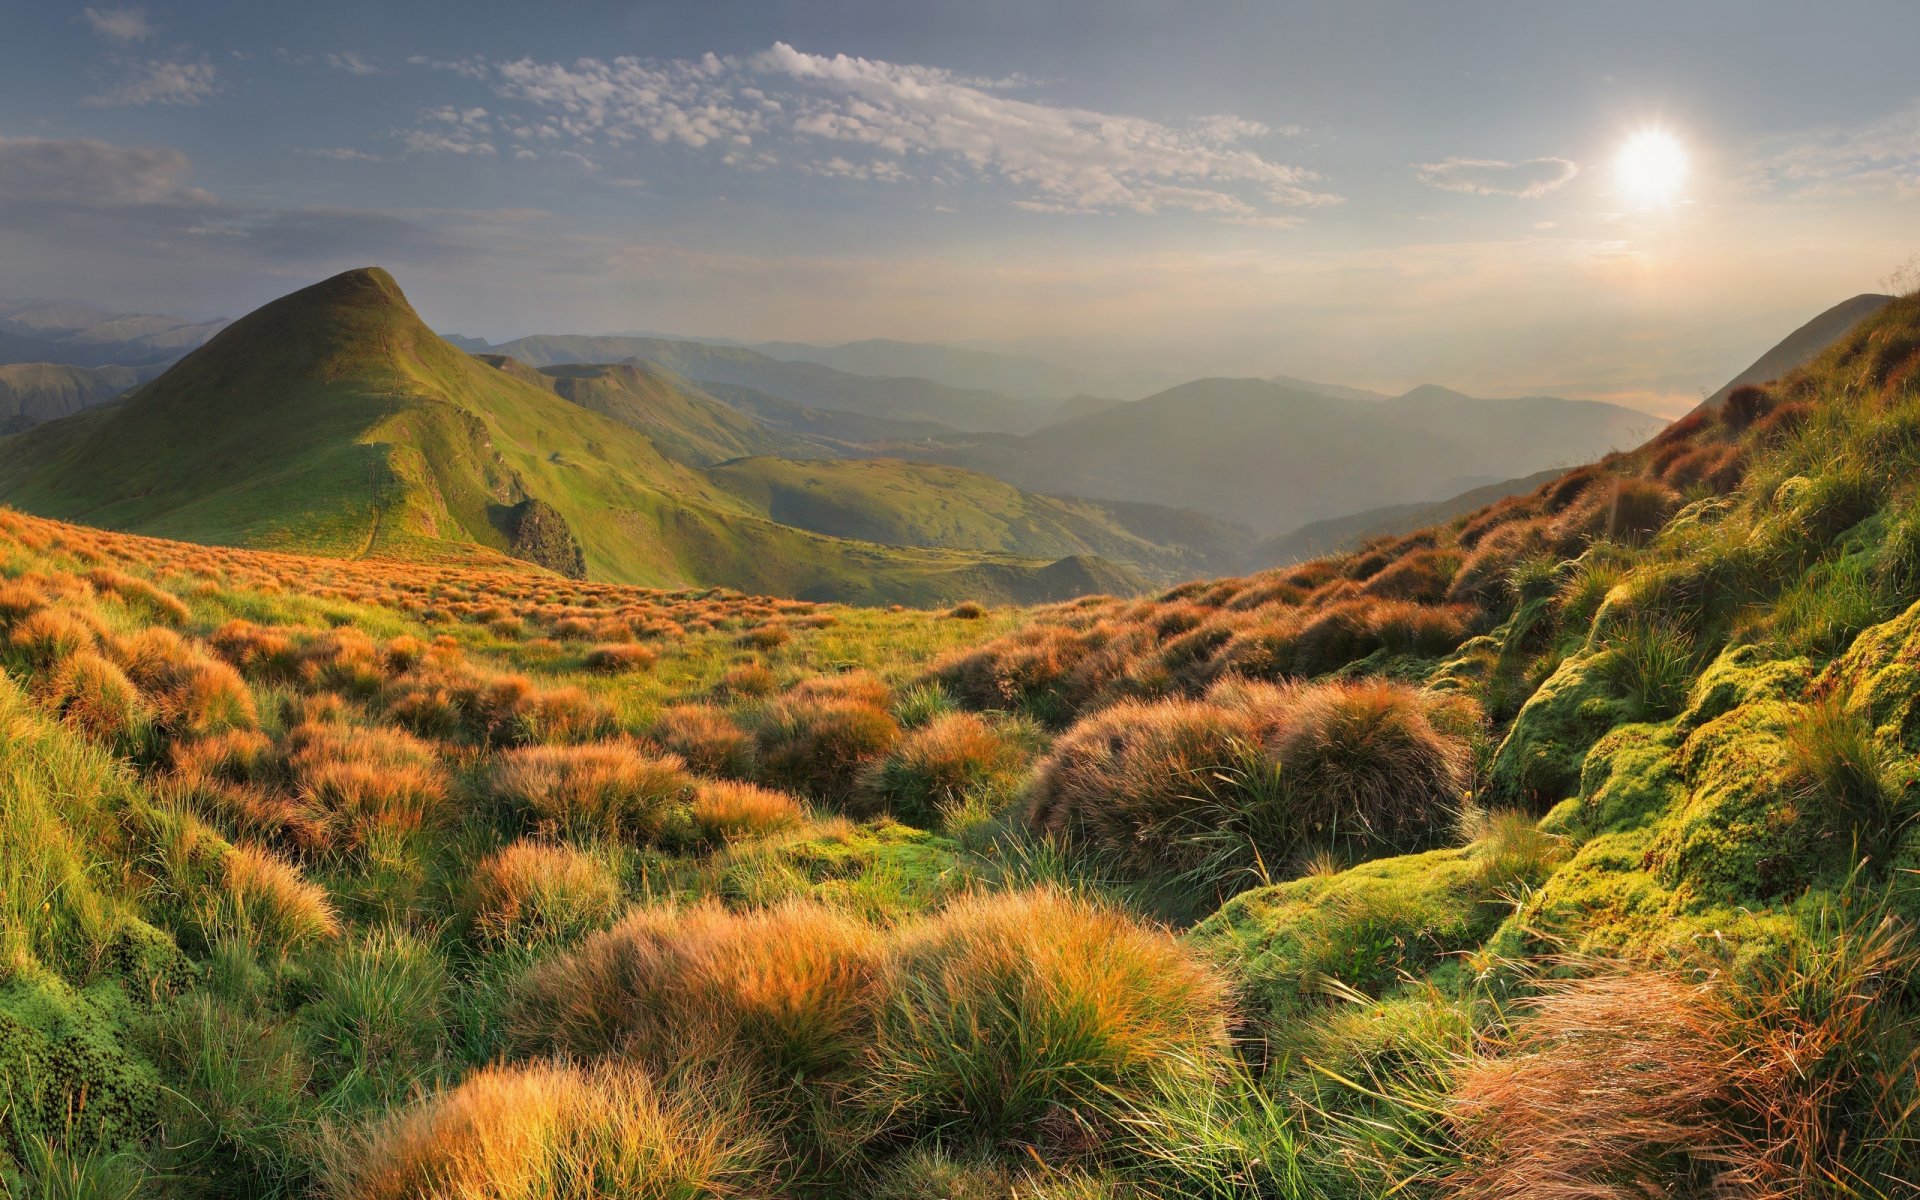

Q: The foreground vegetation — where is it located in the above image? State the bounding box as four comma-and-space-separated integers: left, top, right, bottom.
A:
5, 296, 1920, 1197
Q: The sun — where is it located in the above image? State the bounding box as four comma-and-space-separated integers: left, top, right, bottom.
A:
1615, 129, 1689, 207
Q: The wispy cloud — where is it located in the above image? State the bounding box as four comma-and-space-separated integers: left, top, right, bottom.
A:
1415, 156, 1579, 198
1748, 102, 1920, 198
299, 146, 383, 161
82, 6, 152, 43
0, 135, 206, 205
82, 56, 220, 107
413, 41, 1334, 222
397, 106, 496, 156
325, 50, 380, 76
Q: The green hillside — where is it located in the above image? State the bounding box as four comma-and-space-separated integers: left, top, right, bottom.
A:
707, 454, 1249, 579
483, 357, 814, 467
0, 269, 1144, 606
0, 361, 159, 434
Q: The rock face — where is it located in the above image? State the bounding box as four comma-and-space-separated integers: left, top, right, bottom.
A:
497, 498, 586, 579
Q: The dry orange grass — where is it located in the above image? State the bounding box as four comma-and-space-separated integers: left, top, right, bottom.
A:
648, 703, 754, 779
755, 692, 900, 806
221, 841, 341, 952
490, 742, 697, 844
690, 780, 803, 841
859, 711, 1017, 827
466, 840, 622, 942
582, 643, 658, 674
512, 900, 889, 1085
874, 887, 1230, 1143
322, 1060, 769, 1200
39, 648, 148, 745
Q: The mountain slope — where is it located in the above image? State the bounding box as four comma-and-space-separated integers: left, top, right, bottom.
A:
488, 333, 1054, 434
480, 357, 815, 467
1251, 466, 1570, 567
747, 336, 1114, 400
0, 269, 1146, 605
911, 377, 1660, 533
1691, 292, 1894, 413
706, 455, 1249, 580
0, 362, 161, 434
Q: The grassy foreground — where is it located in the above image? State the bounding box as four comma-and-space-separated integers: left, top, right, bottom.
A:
5, 297, 1920, 1197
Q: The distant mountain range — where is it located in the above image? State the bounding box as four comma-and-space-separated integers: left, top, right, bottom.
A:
0, 269, 1246, 604
1249, 292, 1898, 565
1, 270, 1887, 600
896, 378, 1663, 535
0, 300, 228, 367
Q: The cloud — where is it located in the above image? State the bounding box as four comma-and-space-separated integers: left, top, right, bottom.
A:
0, 135, 207, 205
0, 135, 455, 269
325, 51, 379, 76
83, 6, 152, 42
441, 42, 1333, 222
83, 56, 220, 107
397, 106, 496, 156
1747, 102, 1920, 198
1415, 156, 1579, 198
299, 146, 382, 161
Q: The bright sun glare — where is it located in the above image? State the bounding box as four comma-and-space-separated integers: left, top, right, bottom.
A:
1615, 129, 1689, 207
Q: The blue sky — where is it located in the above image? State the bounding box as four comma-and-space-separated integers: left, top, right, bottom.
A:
5, 1, 1920, 410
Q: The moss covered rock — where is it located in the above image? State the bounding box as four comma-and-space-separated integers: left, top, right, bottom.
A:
1192, 838, 1552, 1024
1487, 651, 1626, 809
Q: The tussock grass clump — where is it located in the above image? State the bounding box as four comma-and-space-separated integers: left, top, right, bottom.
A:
1785, 696, 1911, 862
946, 600, 989, 620
860, 711, 1020, 828
40, 648, 149, 747
8, 606, 98, 668
112, 626, 258, 737
489, 743, 698, 845
511, 900, 889, 1085
756, 692, 901, 806
690, 780, 804, 842
582, 642, 658, 674
219, 841, 341, 953
1554, 476, 1682, 549
290, 721, 450, 847
467, 840, 623, 943
1026, 680, 1469, 891
1598, 618, 1699, 721
321, 1061, 769, 1200
647, 703, 754, 778
872, 888, 1229, 1145
1444, 922, 1920, 1199
717, 661, 777, 698
1026, 697, 1260, 874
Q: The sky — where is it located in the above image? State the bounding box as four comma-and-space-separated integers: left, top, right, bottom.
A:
4, 1, 1920, 413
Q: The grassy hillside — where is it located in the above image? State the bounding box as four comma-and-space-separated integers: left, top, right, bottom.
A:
483, 357, 815, 467
0, 270, 1156, 607
3, 291, 1919, 1197
915, 377, 1660, 532
1253, 466, 1571, 567
490, 333, 1058, 434
707, 454, 1250, 579
0, 361, 158, 434
1692, 292, 1892, 413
